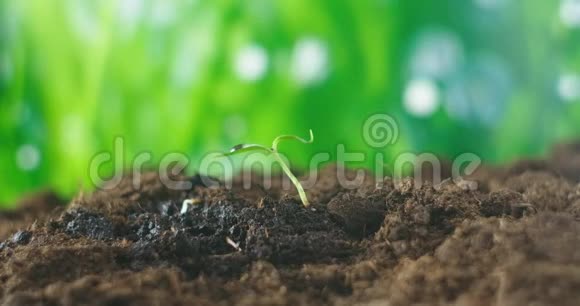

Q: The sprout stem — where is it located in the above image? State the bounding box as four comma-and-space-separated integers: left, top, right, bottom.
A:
271, 152, 310, 207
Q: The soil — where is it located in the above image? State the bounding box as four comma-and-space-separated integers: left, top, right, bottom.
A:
1, 143, 580, 306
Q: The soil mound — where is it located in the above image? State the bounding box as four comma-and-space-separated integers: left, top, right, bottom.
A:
1, 144, 580, 305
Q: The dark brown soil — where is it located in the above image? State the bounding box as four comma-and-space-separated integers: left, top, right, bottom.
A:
1, 143, 580, 306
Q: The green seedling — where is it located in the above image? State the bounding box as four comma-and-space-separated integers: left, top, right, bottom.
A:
221, 129, 314, 207
180, 129, 314, 214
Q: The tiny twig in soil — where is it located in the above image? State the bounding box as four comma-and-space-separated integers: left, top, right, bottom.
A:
180, 198, 202, 215
225, 237, 242, 252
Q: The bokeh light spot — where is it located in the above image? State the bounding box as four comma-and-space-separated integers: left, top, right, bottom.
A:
291, 37, 329, 86
444, 54, 512, 126
234, 44, 268, 82
558, 73, 580, 102
16, 144, 41, 171
59, 115, 85, 154
409, 29, 463, 80
404, 78, 440, 117
117, 0, 144, 38
150, 0, 177, 28
560, 0, 580, 28
474, 0, 506, 10
172, 36, 199, 88
67, 0, 101, 42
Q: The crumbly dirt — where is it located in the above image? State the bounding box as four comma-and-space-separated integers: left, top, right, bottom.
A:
1, 143, 580, 306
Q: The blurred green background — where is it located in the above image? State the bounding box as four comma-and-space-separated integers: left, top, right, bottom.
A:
1, 0, 580, 205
